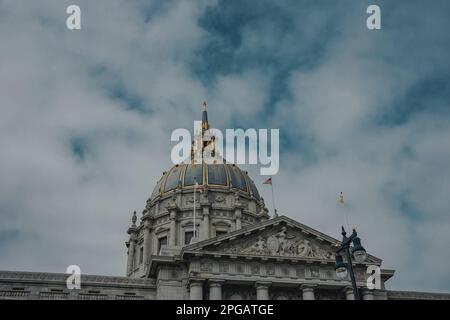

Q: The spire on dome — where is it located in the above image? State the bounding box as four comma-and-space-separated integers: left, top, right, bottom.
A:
202, 101, 209, 132
191, 101, 211, 164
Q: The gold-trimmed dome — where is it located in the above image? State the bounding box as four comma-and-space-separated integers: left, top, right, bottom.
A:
150, 163, 260, 202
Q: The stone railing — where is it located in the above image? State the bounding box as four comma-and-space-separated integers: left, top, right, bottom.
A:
387, 290, 450, 300
78, 293, 109, 300
0, 271, 155, 288
0, 290, 30, 299
115, 294, 145, 300
38, 292, 69, 300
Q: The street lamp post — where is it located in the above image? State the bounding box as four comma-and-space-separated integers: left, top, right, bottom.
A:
335, 226, 367, 300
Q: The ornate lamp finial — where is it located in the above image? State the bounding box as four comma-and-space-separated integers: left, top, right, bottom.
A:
202, 101, 208, 111
341, 225, 347, 237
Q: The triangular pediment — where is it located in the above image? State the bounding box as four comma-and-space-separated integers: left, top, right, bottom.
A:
181, 216, 381, 264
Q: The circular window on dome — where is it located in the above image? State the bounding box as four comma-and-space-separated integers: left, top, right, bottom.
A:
184, 164, 203, 186
207, 164, 227, 186
163, 165, 182, 192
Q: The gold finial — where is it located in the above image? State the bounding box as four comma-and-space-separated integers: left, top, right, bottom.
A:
202, 101, 207, 110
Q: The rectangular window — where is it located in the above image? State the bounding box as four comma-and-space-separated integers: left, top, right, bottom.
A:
158, 236, 167, 253
88, 290, 100, 294
216, 230, 227, 237
185, 231, 194, 245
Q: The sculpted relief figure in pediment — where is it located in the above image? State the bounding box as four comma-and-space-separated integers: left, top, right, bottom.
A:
220, 226, 334, 260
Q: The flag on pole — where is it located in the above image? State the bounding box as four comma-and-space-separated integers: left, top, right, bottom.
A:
263, 176, 277, 217
194, 180, 204, 193
338, 191, 344, 205
338, 191, 350, 231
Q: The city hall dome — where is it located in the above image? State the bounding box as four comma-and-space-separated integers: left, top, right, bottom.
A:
150, 163, 261, 202
129, 102, 270, 265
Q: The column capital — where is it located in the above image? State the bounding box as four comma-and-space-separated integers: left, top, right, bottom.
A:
343, 286, 355, 300
209, 279, 224, 287
209, 278, 223, 300
255, 281, 272, 289
255, 281, 270, 300
300, 284, 317, 291
301, 284, 316, 300
343, 286, 354, 293
189, 278, 204, 286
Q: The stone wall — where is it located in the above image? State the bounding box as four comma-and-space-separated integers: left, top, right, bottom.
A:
0, 271, 156, 300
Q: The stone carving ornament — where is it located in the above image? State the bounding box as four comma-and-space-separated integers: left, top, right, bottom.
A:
187, 196, 199, 204
200, 262, 212, 272
251, 263, 260, 275
221, 227, 334, 260
297, 239, 313, 257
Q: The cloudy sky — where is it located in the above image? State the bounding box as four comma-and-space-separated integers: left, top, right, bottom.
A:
0, 0, 449, 293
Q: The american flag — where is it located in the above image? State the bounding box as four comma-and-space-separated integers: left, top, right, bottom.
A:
194, 180, 204, 192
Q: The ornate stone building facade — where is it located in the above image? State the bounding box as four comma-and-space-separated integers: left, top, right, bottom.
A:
145, 215, 393, 300
1, 107, 449, 300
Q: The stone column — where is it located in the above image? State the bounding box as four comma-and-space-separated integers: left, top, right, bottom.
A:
126, 237, 136, 275
255, 282, 271, 300
209, 280, 224, 300
142, 220, 152, 266
190, 280, 204, 300
301, 285, 316, 300
344, 286, 355, 300
126, 212, 138, 275
202, 206, 210, 240
362, 289, 375, 300
235, 209, 242, 230
169, 208, 177, 246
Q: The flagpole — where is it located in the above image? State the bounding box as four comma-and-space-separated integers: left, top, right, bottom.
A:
193, 178, 196, 239
339, 192, 350, 231
270, 177, 278, 217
